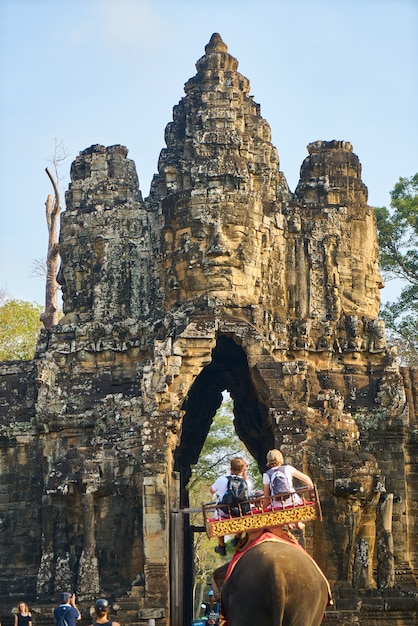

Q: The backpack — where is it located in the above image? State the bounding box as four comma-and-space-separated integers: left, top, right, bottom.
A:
56, 611, 70, 626
219, 475, 250, 516
268, 466, 292, 496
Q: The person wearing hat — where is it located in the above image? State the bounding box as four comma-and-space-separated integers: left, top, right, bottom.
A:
90, 599, 120, 626
203, 589, 220, 625
53, 593, 81, 626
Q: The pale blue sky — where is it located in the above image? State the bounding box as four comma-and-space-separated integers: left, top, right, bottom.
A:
1, 0, 417, 305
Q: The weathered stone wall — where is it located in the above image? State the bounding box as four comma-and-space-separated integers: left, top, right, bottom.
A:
0, 32, 417, 626
0, 361, 42, 595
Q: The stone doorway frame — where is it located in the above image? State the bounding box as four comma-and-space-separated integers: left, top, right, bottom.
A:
167, 320, 278, 626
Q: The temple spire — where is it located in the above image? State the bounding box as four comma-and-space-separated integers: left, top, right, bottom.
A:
205, 32, 228, 54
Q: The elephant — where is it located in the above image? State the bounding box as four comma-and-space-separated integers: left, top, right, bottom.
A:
217, 532, 331, 626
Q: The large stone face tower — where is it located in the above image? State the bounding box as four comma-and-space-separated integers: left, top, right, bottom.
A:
0, 34, 417, 626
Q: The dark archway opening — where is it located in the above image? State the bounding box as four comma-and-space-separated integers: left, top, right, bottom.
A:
173, 334, 274, 625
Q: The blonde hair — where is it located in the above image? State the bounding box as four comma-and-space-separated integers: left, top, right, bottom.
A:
16, 603, 29, 614
266, 449, 284, 468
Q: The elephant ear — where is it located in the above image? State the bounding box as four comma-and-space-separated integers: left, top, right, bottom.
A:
212, 562, 230, 601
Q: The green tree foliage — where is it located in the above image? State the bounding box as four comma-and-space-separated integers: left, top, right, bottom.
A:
188, 395, 262, 496
375, 174, 418, 365
189, 398, 246, 489
0, 298, 43, 361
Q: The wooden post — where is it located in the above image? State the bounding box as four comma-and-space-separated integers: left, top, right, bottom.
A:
170, 510, 184, 626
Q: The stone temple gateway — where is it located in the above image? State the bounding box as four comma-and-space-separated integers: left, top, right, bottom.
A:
0, 33, 417, 625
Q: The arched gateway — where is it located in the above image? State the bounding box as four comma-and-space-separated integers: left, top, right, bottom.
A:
0, 33, 417, 626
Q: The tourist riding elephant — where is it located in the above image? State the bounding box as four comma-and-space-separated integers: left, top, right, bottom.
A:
218, 533, 330, 626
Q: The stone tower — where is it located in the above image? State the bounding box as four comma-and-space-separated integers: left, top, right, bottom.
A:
0, 33, 417, 626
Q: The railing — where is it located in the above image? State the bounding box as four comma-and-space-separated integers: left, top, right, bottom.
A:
202, 485, 322, 538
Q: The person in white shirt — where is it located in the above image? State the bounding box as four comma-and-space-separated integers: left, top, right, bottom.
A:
262, 448, 313, 512
210, 456, 253, 556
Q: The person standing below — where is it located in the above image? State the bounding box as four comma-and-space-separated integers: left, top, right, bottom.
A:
90, 599, 121, 626
210, 456, 253, 556
53, 593, 81, 626
14, 602, 32, 626
262, 449, 314, 511
203, 589, 220, 625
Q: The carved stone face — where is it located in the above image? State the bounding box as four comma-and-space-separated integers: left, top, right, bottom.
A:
165, 199, 262, 305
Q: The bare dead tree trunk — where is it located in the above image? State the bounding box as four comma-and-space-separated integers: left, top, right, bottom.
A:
41, 167, 60, 328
